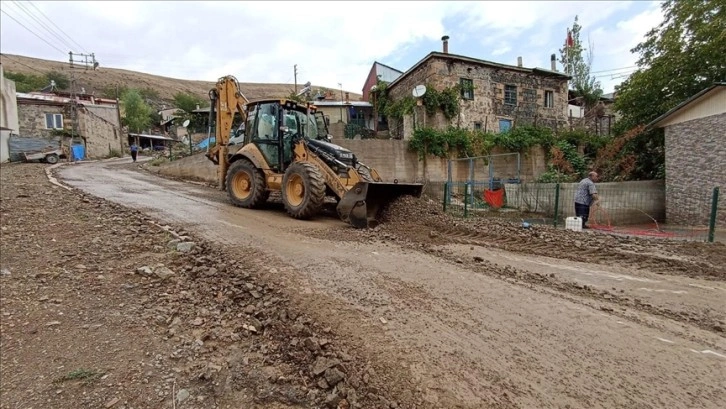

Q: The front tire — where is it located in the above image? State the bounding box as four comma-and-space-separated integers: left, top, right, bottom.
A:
45, 154, 59, 164
226, 158, 269, 208
282, 162, 326, 219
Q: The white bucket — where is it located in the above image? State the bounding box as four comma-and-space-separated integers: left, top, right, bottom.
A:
565, 216, 583, 232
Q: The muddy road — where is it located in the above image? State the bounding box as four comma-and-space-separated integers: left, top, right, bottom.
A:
57, 159, 726, 409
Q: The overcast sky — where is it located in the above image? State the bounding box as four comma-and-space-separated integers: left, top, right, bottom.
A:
1, 1, 663, 95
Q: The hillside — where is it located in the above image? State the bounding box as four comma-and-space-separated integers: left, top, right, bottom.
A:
0, 53, 362, 104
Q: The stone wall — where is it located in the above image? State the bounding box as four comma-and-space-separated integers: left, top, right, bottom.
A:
80, 105, 122, 158
17, 102, 121, 159
387, 55, 569, 136
17, 103, 65, 138
664, 113, 726, 225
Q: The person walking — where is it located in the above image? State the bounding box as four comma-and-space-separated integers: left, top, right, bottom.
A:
130, 143, 138, 162
574, 171, 600, 229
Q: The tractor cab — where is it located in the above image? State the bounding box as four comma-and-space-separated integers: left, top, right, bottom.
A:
241, 99, 354, 174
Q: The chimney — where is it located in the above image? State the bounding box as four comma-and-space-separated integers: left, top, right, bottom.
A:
441, 35, 450, 54
345, 92, 350, 103
551, 54, 557, 71
517, 56, 523, 67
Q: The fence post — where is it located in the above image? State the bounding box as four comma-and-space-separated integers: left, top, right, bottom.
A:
443, 182, 449, 213
708, 187, 720, 243
464, 182, 470, 218
553, 183, 561, 228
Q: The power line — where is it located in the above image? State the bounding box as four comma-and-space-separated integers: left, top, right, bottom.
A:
26, 0, 87, 53
0, 9, 66, 54
10, 1, 75, 52
0, 53, 48, 75
591, 65, 638, 74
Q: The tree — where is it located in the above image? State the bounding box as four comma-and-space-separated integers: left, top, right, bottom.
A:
172, 92, 208, 132
46, 71, 69, 90
615, 0, 725, 130
611, 0, 724, 179
559, 16, 603, 110
173, 92, 207, 112
121, 89, 152, 133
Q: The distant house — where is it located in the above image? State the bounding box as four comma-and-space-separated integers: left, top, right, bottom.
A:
361, 61, 403, 102
567, 90, 617, 136
648, 82, 726, 225
15, 91, 122, 159
385, 36, 571, 139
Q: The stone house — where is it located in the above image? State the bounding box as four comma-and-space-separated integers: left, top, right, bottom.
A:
385, 36, 571, 139
16, 92, 122, 159
648, 82, 725, 225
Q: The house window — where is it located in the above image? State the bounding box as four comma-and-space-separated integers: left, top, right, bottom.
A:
544, 90, 554, 108
460, 78, 474, 100
499, 119, 512, 133
474, 122, 482, 131
45, 113, 63, 129
504, 85, 517, 105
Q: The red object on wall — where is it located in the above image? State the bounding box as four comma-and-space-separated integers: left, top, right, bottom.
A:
484, 188, 505, 209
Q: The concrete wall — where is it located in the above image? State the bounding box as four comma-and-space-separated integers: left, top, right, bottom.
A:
152, 140, 547, 187
153, 151, 218, 184
664, 112, 726, 225
505, 180, 667, 225
1, 64, 19, 163
387, 55, 569, 135
335, 139, 546, 183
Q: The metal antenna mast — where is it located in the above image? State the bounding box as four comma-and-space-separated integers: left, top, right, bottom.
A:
68, 51, 98, 159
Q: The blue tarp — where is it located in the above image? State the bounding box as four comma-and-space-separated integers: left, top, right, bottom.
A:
196, 137, 215, 150
71, 145, 85, 161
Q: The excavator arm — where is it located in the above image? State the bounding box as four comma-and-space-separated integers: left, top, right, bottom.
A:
205, 76, 249, 190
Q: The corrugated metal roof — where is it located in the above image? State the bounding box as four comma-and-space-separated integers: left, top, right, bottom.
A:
128, 133, 175, 141
311, 101, 372, 107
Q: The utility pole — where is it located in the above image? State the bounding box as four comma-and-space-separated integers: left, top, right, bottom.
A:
338, 83, 343, 122
68, 51, 98, 161
294, 64, 298, 95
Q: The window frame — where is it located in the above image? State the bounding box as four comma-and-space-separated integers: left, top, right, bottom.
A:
45, 113, 63, 129
504, 85, 517, 106
460, 78, 474, 100
544, 90, 555, 108
498, 118, 513, 133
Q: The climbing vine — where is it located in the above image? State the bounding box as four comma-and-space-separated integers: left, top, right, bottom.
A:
370, 79, 463, 120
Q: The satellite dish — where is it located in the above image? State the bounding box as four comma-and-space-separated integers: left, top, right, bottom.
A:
412, 84, 427, 98
182, 119, 191, 128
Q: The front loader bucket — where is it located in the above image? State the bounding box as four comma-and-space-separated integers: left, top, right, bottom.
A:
337, 181, 424, 229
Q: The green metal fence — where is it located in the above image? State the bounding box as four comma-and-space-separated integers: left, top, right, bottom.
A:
425, 180, 723, 243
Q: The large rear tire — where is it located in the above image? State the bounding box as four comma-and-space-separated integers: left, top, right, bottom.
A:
282, 162, 326, 219
226, 158, 269, 208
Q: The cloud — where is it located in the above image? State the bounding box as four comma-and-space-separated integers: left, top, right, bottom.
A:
0, 1, 664, 95
588, 2, 664, 92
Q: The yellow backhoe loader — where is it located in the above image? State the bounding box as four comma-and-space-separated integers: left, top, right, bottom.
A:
205, 75, 423, 228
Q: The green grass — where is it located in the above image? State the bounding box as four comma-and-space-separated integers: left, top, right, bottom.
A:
54, 368, 104, 384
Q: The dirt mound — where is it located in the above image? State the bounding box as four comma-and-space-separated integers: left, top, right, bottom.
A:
0, 163, 420, 409
315, 195, 726, 281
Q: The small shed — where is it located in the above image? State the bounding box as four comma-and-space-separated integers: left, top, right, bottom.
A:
648, 83, 725, 225
128, 133, 176, 151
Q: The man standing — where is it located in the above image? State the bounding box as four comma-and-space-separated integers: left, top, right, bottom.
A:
130, 143, 138, 162
574, 171, 599, 229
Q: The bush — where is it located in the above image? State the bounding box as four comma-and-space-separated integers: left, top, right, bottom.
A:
107, 148, 122, 159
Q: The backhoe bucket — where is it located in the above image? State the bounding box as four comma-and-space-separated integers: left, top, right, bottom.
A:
337, 181, 424, 229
